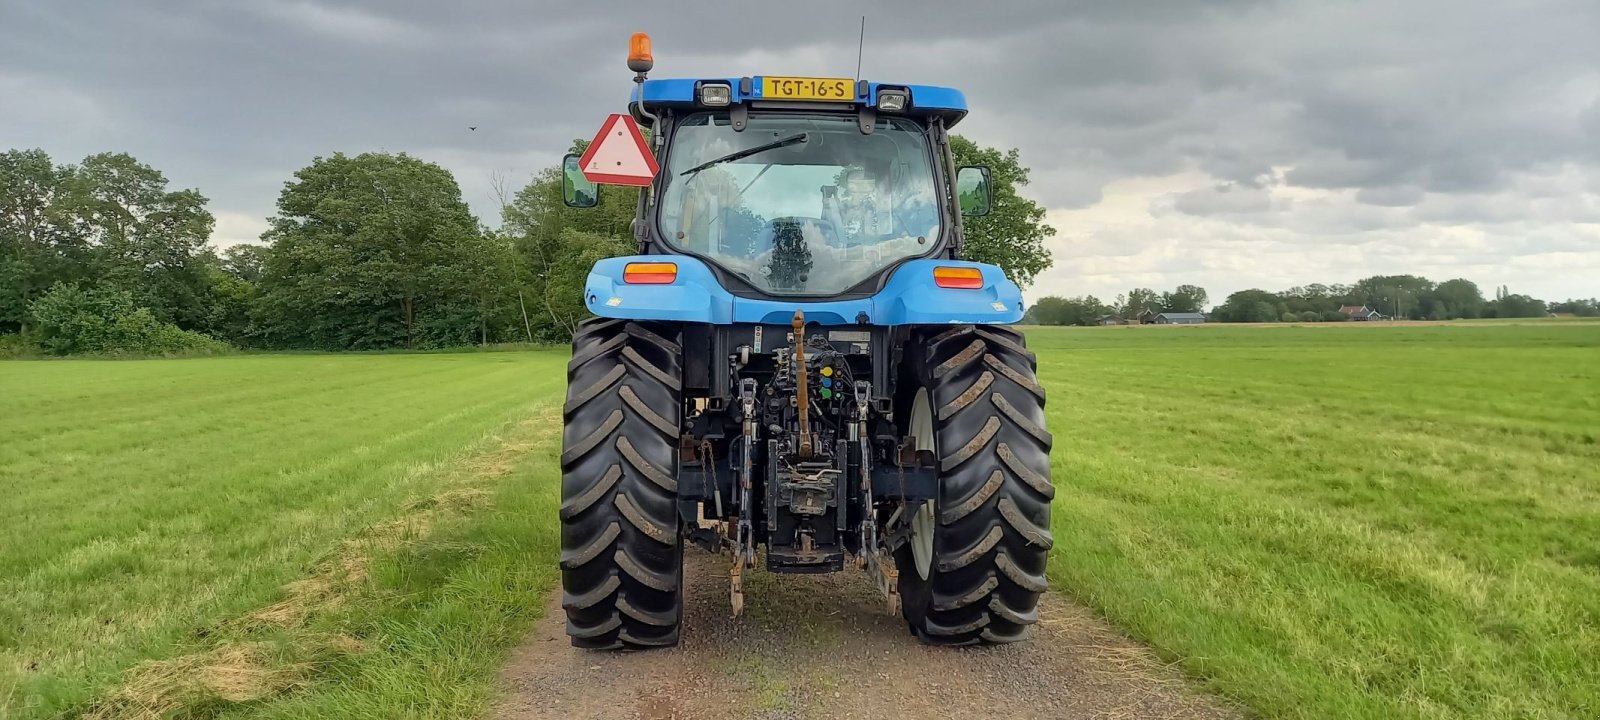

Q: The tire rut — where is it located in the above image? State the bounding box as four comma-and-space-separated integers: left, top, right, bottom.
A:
496, 552, 1238, 720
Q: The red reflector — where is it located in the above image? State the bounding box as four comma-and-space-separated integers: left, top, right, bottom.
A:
623, 262, 677, 284
933, 266, 983, 289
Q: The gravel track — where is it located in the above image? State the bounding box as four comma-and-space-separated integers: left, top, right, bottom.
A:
496, 551, 1237, 720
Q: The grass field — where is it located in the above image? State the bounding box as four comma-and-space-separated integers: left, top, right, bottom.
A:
0, 354, 569, 717
1035, 323, 1600, 718
2, 322, 1597, 718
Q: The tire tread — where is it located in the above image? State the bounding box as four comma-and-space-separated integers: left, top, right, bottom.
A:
559, 318, 684, 650
901, 324, 1053, 646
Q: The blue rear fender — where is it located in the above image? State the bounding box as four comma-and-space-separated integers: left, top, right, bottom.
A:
583, 256, 1024, 326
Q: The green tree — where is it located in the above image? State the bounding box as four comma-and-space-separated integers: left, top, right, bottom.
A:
1486, 293, 1547, 318
3, 149, 221, 336
1066, 295, 1112, 325
63, 153, 216, 328
1549, 298, 1599, 317
1280, 284, 1340, 315
459, 231, 520, 345
221, 244, 269, 282
1, 149, 84, 333
29, 282, 227, 355
948, 135, 1054, 287
1162, 284, 1209, 313
1121, 288, 1161, 319
257, 152, 505, 349
1215, 289, 1286, 322
1430, 278, 1486, 319
1025, 295, 1109, 326
1025, 296, 1071, 325
501, 141, 638, 340
201, 260, 259, 346
1353, 274, 1434, 320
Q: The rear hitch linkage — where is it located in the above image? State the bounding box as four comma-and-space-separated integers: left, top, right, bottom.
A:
731, 377, 759, 616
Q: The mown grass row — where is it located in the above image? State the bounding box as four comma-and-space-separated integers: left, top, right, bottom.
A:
1, 353, 567, 717
1036, 323, 1600, 719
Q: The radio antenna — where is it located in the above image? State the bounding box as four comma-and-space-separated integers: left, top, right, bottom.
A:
854, 16, 866, 81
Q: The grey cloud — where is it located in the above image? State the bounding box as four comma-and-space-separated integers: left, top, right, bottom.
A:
9, 0, 1595, 214
1282, 154, 1404, 190
1410, 194, 1529, 225
1170, 183, 1274, 216
3, 0, 1598, 299
1029, 167, 1110, 209
1271, 202, 1419, 237
1411, 189, 1600, 226
1581, 97, 1600, 142
1355, 185, 1425, 207
250, 1, 434, 45
1195, 146, 1278, 189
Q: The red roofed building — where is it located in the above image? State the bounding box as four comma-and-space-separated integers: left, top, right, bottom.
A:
1339, 305, 1386, 321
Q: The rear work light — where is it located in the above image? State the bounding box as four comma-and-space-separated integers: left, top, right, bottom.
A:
877, 89, 908, 112
933, 266, 983, 289
623, 262, 677, 284
698, 82, 732, 106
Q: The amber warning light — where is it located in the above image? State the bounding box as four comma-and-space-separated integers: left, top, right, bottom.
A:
933, 266, 983, 289
628, 32, 653, 73
623, 262, 676, 284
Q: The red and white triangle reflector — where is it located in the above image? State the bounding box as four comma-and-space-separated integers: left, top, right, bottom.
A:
577, 113, 659, 186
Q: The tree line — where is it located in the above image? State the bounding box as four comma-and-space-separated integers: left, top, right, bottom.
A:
1210, 278, 1570, 323
1, 149, 521, 353
1026, 276, 1596, 326
1023, 285, 1209, 325
2, 140, 1055, 354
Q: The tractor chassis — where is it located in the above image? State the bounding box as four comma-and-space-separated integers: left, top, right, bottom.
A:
675, 314, 935, 615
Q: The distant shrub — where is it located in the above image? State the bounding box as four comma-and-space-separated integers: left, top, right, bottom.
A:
111, 307, 232, 355
0, 332, 38, 358
1322, 310, 1346, 322
1281, 311, 1300, 323
1300, 311, 1322, 322
29, 283, 232, 356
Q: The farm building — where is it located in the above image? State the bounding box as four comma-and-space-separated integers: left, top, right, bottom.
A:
1339, 305, 1386, 321
1153, 312, 1206, 325
1096, 315, 1128, 326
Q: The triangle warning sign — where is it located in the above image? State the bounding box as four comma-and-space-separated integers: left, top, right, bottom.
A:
578, 113, 659, 186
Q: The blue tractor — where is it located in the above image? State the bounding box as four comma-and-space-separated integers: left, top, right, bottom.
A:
558, 33, 1053, 649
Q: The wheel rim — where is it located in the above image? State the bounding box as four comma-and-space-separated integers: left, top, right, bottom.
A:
909, 388, 936, 580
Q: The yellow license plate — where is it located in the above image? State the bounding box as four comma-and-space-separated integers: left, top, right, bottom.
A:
761, 76, 854, 102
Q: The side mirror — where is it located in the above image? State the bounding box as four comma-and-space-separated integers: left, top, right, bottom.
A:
563, 153, 599, 208
956, 166, 992, 217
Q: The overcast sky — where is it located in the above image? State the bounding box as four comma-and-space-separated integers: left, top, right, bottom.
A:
4, 0, 1598, 302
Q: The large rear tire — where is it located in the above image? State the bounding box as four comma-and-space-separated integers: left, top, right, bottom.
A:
559, 317, 684, 649
897, 325, 1054, 645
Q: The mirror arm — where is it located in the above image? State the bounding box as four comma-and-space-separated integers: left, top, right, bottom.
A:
634, 110, 671, 252
934, 117, 966, 258
631, 74, 661, 149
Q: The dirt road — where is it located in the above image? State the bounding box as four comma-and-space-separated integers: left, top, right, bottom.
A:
496, 551, 1236, 720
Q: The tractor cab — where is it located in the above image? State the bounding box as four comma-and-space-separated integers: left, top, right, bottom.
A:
563, 44, 997, 302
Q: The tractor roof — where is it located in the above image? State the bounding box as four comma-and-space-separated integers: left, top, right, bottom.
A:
636, 77, 968, 126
